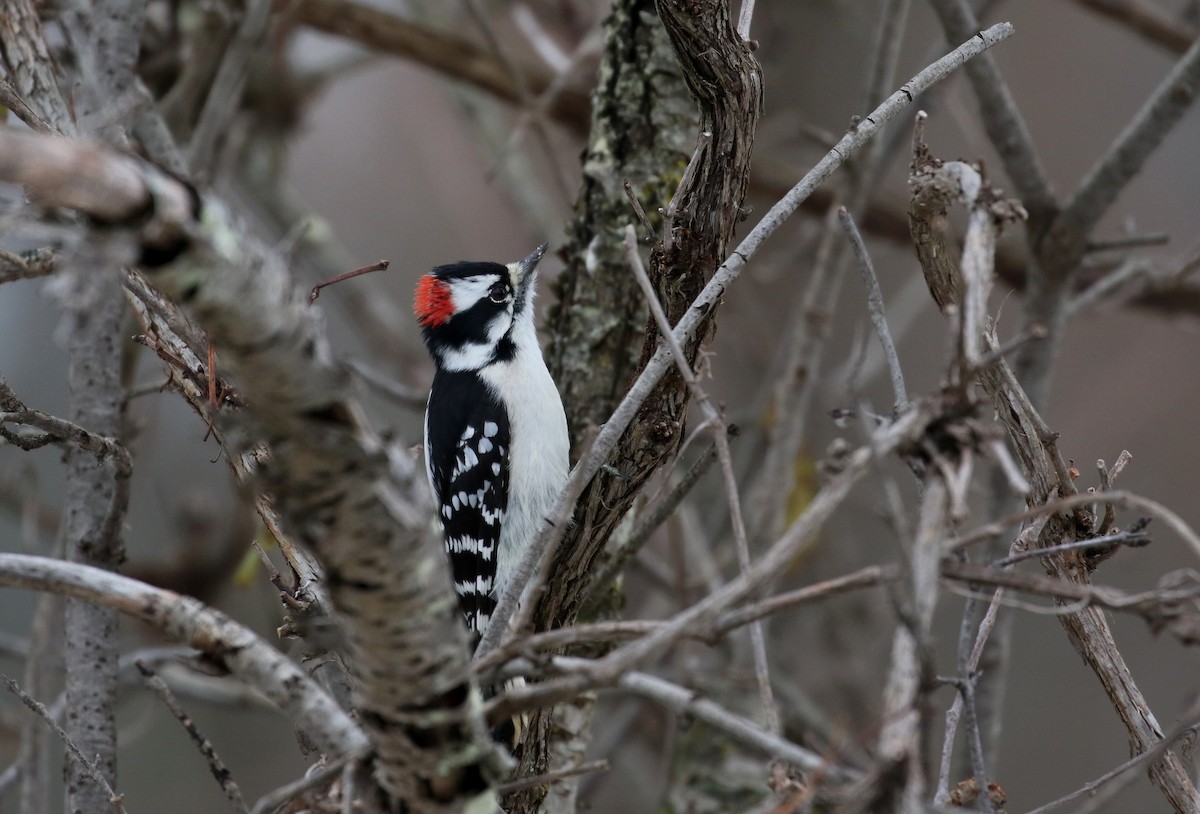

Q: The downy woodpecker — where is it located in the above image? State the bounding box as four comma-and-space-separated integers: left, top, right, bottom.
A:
414, 244, 570, 639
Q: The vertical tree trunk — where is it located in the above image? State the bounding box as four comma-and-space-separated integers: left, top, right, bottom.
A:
61, 267, 128, 814
547, 0, 694, 450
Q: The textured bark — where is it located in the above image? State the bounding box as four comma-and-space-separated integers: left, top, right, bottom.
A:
539, 0, 760, 637
508, 2, 761, 807
0, 127, 497, 811
546, 0, 694, 450
61, 266, 129, 814
144, 212, 496, 811
0, 0, 75, 135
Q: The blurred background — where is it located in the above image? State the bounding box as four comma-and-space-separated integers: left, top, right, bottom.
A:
2, 1, 1200, 811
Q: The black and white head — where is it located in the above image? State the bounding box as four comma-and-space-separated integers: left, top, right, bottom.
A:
413, 243, 548, 372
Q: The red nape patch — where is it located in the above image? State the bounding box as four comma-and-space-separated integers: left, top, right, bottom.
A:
414, 276, 453, 327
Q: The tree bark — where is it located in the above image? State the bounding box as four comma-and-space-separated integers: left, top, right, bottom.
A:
546, 0, 694, 451
61, 266, 129, 814
508, 2, 761, 807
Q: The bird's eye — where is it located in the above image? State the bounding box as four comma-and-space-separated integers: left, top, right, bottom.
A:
488, 282, 508, 304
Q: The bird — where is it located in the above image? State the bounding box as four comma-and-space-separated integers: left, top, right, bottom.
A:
414, 243, 570, 642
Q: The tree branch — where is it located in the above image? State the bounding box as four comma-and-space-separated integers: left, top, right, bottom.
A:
0, 127, 497, 809
0, 554, 368, 758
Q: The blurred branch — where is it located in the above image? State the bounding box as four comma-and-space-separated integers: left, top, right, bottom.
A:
292, 0, 591, 130
839, 206, 908, 414
927, 0, 1057, 230
288, 0, 1200, 326
189, 0, 275, 176
1068, 0, 1199, 54
0, 0, 75, 135
1044, 34, 1200, 269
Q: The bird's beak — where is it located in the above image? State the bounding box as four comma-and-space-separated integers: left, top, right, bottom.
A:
510, 243, 549, 304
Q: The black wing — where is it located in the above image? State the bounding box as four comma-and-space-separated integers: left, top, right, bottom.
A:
426, 370, 511, 636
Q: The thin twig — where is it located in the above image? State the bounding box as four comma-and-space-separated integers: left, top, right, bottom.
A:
342, 359, 427, 410
585, 442, 720, 604
994, 523, 1151, 566
136, 661, 248, 812
249, 754, 363, 814
1052, 34, 1200, 254
1085, 232, 1170, 253
188, 0, 275, 175
624, 224, 780, 733
540, 656, 850, 779
934, 519, 1048, 804
1023, 699, 1200, 814
496, 758, 610, 795
1, 672, 128, 813
308, 260, 390, 303
0, 77, 57, 133
946, 486, 1200, 561
1065, 258, 1150, 317
838, 206, 908, 414
938, 671, 994, 812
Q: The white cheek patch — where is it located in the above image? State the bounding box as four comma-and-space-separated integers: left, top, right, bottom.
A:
449, 276, 497, 312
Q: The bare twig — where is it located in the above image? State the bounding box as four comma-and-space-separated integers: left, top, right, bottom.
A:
136, 662, 248, 812
838, 206, 908, 414
585, 442, 720, 604
0, 77, 57, 134
308, 259, 390, 303
1049, 34, 1200, 262
496, 759, 610, 795
624, 224, 780, 731
249, 754, 364, 814
994, 522, 1151, 567
1085, 231, 1170, 252
1066, 258, 1151, 316
1024, 697, 1200, 814
188, 0, 275, 175
927, 0, 1056, 227
1068, 0, 1198, 55
946, 487, 1200, 562
712, 565, 893, 637
1, 672, 128, 814
541, 657, 850, 778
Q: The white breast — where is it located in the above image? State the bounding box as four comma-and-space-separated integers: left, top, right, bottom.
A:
479, 317, 570, 598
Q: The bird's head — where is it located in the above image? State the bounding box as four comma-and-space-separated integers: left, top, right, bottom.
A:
414, 243, 548, 371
